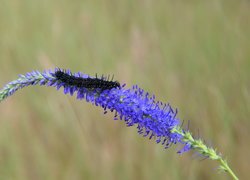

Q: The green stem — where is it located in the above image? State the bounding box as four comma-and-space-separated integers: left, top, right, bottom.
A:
171, 126, 239, 180
218, 158, 238, 180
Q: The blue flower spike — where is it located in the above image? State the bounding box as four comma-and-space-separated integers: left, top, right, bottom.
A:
0, 69, 238, 180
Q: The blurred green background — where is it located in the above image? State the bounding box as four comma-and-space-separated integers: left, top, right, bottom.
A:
0, 0, 249, 180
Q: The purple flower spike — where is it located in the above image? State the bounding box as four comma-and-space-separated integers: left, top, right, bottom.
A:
0, 68, 239, 179
0, 68, 189, 151
48, 68, 189, 150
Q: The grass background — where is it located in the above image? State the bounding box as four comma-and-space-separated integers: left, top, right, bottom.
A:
0, 0, 249, 179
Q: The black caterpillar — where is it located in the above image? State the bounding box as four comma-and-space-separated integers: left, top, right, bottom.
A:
54, 69, 120, 91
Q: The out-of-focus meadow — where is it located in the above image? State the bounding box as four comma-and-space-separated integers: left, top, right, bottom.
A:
0, 1, 249, 179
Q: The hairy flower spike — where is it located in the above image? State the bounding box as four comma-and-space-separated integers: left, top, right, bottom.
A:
0, 69, 238, 180
0, 70, 54, 101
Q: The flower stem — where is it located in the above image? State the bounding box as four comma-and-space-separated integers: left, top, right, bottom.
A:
171, 126, 239, 180
218, 158, 238, 180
